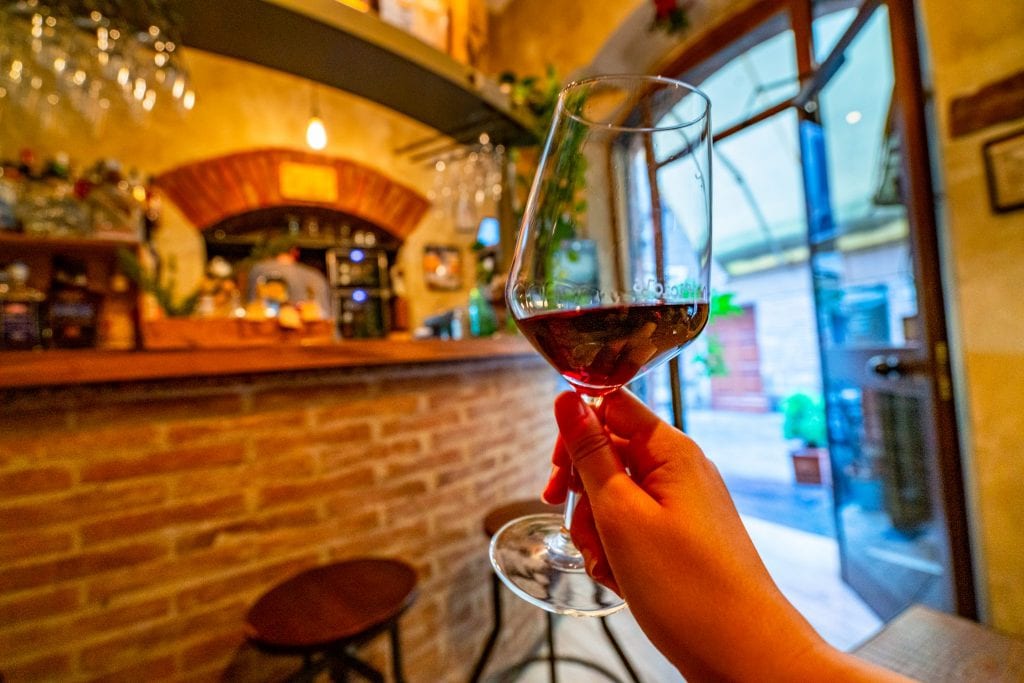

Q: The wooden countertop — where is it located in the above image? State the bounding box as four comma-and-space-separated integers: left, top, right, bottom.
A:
853, 604, 1024, 681
0, 335, 541, 389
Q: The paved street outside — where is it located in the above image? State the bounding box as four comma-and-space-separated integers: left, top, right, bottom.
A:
684, 408, 837, 538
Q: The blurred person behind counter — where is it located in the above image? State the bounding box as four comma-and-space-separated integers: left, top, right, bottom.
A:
246, 242, 332, 323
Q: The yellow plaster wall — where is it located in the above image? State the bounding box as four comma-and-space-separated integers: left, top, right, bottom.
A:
0, 50, 478, 328
482, 0, 644, 78
918, 0, 1024, 633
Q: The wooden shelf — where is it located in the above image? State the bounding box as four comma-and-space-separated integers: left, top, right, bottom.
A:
0, 232, 139, 253
174, 0, 538, 147
0, 335, 541, 389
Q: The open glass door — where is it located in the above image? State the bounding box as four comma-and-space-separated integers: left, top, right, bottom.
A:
799, 1, 975, 620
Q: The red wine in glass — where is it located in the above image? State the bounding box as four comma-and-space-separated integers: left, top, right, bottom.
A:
516, 302, 710, 397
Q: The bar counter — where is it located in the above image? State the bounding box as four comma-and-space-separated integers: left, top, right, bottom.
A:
0, 336, 558, 681
0, 334, 540, 388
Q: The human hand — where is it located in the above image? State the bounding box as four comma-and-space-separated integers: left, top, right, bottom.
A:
544, 389, 912, 682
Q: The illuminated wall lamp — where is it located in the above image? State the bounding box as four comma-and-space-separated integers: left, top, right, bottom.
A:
306, 87, 328, 150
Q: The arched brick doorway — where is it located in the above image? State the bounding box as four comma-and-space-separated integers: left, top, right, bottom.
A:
153, 148, 429, 240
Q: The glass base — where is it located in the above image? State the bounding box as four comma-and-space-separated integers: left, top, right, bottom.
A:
489, 513, 626, 617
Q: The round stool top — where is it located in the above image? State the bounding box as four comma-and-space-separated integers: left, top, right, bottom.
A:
245, 558, 418, 650
483, 499, 563, 538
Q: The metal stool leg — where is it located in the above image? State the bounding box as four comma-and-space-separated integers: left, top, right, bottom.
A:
545, 611, 558, 683
599, 616, 641, 683
469, 572, 503, 682
390, 620, 406, 683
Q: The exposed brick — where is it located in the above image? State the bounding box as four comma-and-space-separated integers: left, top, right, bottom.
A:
167, 410, 299, 445
174, 507, 319, 553
1, 361, 554, 682
0, 651, 72, 681
383, 447, 460, 481
259, 466, 376, 509
250, 381, 372, 413
307, 421, 374, 443
0, 465, 73, 497
180, 630, 247, 670
0, 481, 167, 531
175, 557, 311, 612
313, 394, 421, 425
87, 655, 177, 683
81, 442, 246, 482
76, 392, 244, 427
0, 528, 73, 563
0, 406, 72, 435
249, 442, 317, 481
379, 408, 462, 435
0, 597, 170, 657
0, 585, 80, 627
43, 423, 164, 460
383, 373, 465, 396
319, 441, 379, 474
0, 541, 169, 592
172, 465, 254, 500
81, 494, 247, 545
437, 457, 496, 488
78, 601, 247, 673
425, 382, 496, 411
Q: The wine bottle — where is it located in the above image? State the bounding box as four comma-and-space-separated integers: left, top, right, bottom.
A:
0, 263, 46, 351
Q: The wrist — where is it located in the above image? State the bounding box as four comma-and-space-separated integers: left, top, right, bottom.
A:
777, 639, 913, 682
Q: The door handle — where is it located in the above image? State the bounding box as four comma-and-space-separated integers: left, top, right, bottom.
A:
867, 354, 929, 378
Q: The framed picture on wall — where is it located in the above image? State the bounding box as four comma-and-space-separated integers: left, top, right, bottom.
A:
423, 245, 462, 291
983, 127, 1024, 213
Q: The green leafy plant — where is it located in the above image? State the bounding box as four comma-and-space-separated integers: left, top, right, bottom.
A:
117, 248, 200, 318
781, 391, 828, 448
691, 292, 744, 377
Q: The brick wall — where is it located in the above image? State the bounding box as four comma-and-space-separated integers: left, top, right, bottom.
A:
0, 356, 560, 681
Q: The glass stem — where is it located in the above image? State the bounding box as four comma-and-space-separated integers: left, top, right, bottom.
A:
561, 393, 605, 538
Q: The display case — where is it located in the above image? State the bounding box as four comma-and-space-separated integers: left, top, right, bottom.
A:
327, 246, 392, 338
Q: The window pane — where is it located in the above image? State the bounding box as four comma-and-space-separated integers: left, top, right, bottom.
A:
813, 7, 859, 63
697, 29, 799, 136
708, 108, 808, 276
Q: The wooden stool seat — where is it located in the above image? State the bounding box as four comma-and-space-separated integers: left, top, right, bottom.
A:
483, 499, 560, 538
245, 557, 417, 682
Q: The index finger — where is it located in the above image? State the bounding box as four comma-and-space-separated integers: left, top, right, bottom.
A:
602, 389, 664, 441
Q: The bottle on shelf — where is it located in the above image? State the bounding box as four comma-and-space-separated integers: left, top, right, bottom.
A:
47, 257, 101, 349
0, 158, 22, 231
467, 285, 497, 337
98, 273, 137, 350
0, 262, 46, 351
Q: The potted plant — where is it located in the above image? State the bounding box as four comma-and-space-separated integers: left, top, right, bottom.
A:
781, 391, 831, 485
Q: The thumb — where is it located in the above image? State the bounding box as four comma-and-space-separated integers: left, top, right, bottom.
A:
553, 392, 632, 496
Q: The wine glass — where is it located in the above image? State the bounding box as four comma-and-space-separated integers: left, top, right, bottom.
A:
493, 74, 712, 616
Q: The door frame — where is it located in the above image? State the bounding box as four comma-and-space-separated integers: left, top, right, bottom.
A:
659, 0, 976, 618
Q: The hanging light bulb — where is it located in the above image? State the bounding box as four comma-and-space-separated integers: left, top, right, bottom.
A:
305, 87, 327, 150
306, 115, 327, 150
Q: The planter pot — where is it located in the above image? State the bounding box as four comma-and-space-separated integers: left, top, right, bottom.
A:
791, 446, 831, 486
141, 317, 333, 350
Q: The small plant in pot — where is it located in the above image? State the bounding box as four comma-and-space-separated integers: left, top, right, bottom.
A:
781, 391, 831, 486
